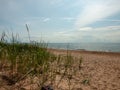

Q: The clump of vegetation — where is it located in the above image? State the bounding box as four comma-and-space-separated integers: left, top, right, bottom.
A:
0, 31, 51, 81
0, 27, 83, 90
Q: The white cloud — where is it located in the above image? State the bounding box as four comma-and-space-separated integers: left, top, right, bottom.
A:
78, 27, 93, 31
47, 25, 120, 43
96, 26, 120, 31
22, 25, 120, 43
100, 19, 120, 22
75, 0, 120, 28
43, 18, 51, 22
62, 17, 75, 22
78, 25, 120, 31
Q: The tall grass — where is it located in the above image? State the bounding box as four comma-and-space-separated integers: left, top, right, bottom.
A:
0, 29, 83, 90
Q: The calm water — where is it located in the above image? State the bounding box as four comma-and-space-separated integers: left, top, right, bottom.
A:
48, 43, 120, 52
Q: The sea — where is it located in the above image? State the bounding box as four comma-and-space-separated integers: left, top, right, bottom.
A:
48, 43, 120, 52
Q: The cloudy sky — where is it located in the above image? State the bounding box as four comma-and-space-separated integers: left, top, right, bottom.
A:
0, 0, 120, 43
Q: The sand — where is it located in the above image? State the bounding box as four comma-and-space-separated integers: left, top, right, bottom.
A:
0, 49, 120, 90
48, 49, 120, 90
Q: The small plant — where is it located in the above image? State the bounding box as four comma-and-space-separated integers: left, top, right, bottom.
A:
79, 57, 83, 70
82, 79, 90, 85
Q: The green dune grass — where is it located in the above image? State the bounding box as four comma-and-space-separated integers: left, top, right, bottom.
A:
0, 31, 83, 90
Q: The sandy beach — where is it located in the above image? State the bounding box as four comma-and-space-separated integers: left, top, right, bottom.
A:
48, 48, 120, 90
0, 48, 120, 90
1, 0, 120, 89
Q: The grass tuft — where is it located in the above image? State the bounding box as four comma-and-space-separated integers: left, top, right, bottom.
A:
0, 31, 83, 90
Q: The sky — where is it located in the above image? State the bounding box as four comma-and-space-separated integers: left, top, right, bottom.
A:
0, 0, 120, 43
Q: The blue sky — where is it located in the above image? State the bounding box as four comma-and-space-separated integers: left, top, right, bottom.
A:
0, 0, 120, 43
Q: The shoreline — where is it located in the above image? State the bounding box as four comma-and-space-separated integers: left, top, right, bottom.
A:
48, 48, 120, 56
